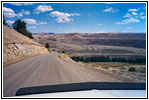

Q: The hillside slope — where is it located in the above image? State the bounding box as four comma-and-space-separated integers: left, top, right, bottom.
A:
3, 25, 49, 64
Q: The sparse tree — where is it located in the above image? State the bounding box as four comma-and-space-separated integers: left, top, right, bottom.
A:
3, 15, 6, 25
45, 43, 49, 50
62, 51, 65, 53
3, 15, 10, 27
12, 19, 33, 39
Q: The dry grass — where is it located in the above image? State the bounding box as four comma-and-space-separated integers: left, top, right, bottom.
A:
83, 62, 146, 82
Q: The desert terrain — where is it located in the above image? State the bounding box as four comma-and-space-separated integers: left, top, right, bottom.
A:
33, 33, 146, 83
3, 26, 146, 97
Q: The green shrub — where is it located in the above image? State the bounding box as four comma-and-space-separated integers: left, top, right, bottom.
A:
128, 67, 136, 72
62, 51, 65, 53
45, 43, 49, 50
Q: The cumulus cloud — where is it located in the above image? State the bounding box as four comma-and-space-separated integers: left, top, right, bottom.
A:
3, 7, 17, 18
128, 9, 138, 12
34, 5, 53, 14
28, 26, 37, 29
3, 7, 29, 18
23, 18, 48, 25
21, 9, 30, 15
70, 13, 80, 16
6, 20, 14, 24
9, 3, 33, 6
132, 12, 138, 15
140, 16, 146, 19
103, 7, 119, 13
116, 17, 140, 24
140, 12, 144, 16
98, 24, 103, 26
17, 13, 23, 17
123, 13, 131, 18
24, 19, 37, 24
117, 6, 146, 25
49, 11, 80, 23
138, 12, 146, 19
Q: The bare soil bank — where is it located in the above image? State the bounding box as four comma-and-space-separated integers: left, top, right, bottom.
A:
3, 25, 49, 64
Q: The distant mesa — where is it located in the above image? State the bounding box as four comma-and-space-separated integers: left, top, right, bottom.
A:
33, 32, 55, 35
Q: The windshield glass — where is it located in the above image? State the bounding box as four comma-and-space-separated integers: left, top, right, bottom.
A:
2, 2, 147, 98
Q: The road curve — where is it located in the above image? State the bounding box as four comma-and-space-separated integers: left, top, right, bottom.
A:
3, 52, 133, 97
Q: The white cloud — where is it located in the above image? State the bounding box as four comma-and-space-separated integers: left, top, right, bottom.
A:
140, 12, 144, 16
24, 19, 37, 24
3, 7, 17, 18
140, 16, 146, 19
49, 11, 80, 23
24, 19, 48, 25
70, 13, 80, 16
103, 7, 119, 13
123, 13, 131, 18
88, 14, 91, 16
28, 26, 37, 29
3, 7, 26, 18
118, 7, 145, 25
6, 20, 14, 24
21, 9, 30, 15
116, 17, 140, 24
24, 11, 30, 15
128, 9, 138, 12
34, 5, 53, 14
38, 22, 48, 24
17, 13, 23, 17
132, 12, 138, 15
24, 18, 48, 25
9, 3, 33, 6
98, 24, 103, 26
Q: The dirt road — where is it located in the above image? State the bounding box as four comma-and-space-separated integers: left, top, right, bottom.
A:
3, 52, 133, 97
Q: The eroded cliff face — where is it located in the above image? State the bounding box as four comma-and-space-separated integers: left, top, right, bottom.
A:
3, 25, 49, 64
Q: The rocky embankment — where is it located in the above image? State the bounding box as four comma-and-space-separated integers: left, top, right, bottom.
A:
3, 25, 49, 64
59, 53, 75, 63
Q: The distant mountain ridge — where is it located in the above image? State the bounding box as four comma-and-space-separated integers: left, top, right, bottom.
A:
33, 33, 146, 57
33, 32, 55, 35
33, 32, 146, 35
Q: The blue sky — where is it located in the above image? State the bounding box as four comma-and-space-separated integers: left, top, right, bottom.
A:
3, 2, 146, 33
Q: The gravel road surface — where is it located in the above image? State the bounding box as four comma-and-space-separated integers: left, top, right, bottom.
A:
3, 52, 133, 97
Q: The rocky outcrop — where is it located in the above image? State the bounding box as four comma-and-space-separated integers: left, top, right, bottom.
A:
3, 25, 49, 64
59, 53, 74, 63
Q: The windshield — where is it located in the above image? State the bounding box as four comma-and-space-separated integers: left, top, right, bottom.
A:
2, 2, 147, 98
